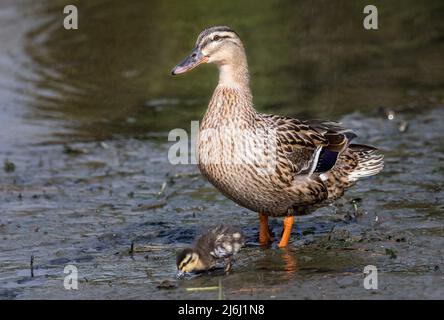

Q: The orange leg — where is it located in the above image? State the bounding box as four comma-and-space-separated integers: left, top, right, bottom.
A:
259, 213, 274, 245
278, 215, 295, 248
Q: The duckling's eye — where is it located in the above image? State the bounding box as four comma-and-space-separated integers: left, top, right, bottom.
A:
179, 254, 193, 270
213, 35, 221, 41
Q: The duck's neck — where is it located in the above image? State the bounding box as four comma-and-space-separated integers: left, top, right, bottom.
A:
217, 63, 250, 91
216, 47, 251, 89
203, 53, 256, 126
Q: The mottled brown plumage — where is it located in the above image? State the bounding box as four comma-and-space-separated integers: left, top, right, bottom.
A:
172, 26, 384, 246
176, 225, 245, 277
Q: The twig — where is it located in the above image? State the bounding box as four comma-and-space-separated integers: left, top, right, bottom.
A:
132, 245, 171, 252
132, 201, 167, 212
218, 279, 224, 300
30, 255, 34, 278
327, 225, 336, 241
186, 287, 219, 292
157, 182, 167, 196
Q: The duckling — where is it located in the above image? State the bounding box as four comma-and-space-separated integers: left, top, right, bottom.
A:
176, 225, 245, 277
172, 26, 383, 248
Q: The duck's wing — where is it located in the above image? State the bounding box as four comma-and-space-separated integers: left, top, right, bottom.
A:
207, 225, 245, 260
265, 115, 355, 176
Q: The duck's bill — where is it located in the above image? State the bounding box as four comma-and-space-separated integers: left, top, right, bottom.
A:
176, 270, 185, 279
171, 47, 208, 75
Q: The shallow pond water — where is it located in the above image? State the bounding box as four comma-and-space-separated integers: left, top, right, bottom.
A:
0, 0, 443, 299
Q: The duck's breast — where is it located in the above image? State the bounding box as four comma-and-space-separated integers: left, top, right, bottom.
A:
197, 122, 296, 213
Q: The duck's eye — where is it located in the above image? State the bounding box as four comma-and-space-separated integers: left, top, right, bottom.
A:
213, 35, 221, 41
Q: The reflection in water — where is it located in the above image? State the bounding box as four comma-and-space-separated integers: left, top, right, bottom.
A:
254, 246, 299, 282
281, 248, 298, 275
8, 0, 444, 144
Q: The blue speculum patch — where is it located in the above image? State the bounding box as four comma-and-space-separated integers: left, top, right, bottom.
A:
314, 148, 339, 173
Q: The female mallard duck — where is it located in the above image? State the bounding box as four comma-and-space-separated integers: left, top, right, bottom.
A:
172, 26, 383, 248
176, 224, 245, 277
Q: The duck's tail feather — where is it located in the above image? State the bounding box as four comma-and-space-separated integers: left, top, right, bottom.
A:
347, 144, 384, 182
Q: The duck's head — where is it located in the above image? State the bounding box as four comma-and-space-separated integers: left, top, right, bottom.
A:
171, 26, 245, 75
176, 248, 205, 278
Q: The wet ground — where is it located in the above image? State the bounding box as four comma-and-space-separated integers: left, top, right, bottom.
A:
0, 1, 443, 299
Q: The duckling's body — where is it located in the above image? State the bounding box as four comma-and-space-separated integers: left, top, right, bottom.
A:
172, 26, 383, 247
176, 225, 245, 276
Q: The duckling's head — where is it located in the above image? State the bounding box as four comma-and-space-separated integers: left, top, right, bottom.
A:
171, 26, 246, 76
176, 248, 205, 277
